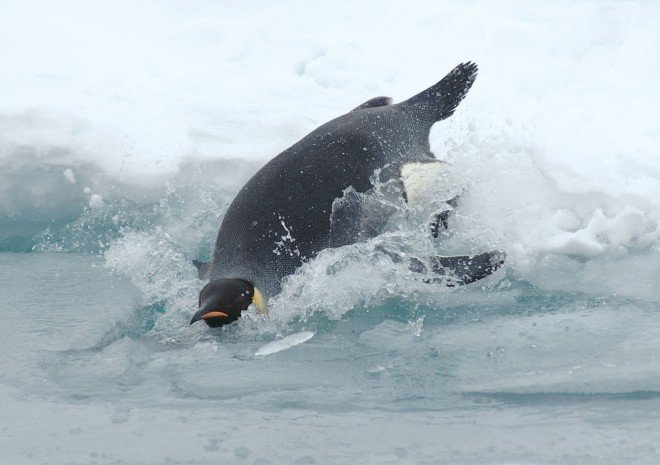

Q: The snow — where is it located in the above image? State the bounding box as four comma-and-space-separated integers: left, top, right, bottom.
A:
1, 0, 658, 261
1, 1, 660, 463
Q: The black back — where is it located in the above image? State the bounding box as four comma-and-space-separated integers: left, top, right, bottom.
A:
209, 63, 478, 294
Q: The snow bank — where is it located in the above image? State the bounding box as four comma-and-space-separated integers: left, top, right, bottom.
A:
1, 0, 658, 270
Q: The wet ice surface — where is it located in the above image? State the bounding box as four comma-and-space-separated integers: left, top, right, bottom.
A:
2, 252, 660, 465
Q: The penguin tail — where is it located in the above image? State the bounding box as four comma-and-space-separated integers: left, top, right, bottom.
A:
376, 245, 505, 286
402, 62, 478, 125
425, 251, 505, 286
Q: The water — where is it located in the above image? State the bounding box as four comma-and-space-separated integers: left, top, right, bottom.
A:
2, 173, 660, 464
2, 1, 660, 463
2, 255, 660, 464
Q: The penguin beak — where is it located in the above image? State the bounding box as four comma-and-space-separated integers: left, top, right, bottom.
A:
190, 306, 230, 325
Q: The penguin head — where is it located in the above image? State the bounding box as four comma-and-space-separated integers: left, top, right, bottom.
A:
191, 278, 268, 328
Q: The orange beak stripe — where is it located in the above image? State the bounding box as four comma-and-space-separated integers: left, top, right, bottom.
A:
201, 311, 229, 319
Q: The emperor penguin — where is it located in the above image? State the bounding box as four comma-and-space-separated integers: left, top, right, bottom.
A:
191, 62, 504, 327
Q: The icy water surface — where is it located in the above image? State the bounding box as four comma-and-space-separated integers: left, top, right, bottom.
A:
2, 117, 660, 465
1, 168, 660, 464
2, 250, 660, 465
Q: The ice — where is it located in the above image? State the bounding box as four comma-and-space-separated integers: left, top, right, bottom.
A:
1, 0, 660, 463
254, 331, 315, 356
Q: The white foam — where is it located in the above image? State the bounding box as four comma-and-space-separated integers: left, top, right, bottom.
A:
62, 168, 76, 184
89, 193, 104, 209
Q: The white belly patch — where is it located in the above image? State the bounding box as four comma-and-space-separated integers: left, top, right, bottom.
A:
401, 161, 446, 204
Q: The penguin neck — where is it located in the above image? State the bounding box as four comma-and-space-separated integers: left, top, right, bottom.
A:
223, 276, 269, 316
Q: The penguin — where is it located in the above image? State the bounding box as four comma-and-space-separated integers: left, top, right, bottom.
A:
190, 62, 505, 327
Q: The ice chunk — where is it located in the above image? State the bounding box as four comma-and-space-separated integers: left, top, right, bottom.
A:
607, 207, 646, 246
545, 230, 605, 257
254, 331, 315, 356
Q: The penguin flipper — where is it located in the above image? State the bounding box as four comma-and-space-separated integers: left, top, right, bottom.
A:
329, 187, 399, 248
400, 161, 462, 237
329, 189, 365, 248
430, 194, 460, 238
402, 62, 478, 126
192, 260, 211, 280
351, 96, 392, 112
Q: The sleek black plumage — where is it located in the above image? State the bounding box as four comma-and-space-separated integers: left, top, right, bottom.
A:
192, 62, 504, 328
211, 62, 479, 295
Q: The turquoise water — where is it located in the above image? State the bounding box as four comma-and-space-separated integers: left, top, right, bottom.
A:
2, 168, 660, 465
